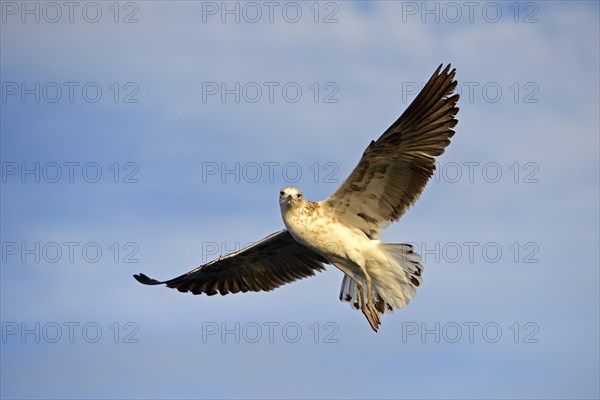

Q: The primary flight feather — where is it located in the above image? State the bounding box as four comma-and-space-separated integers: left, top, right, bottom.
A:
134, 64, 459, 332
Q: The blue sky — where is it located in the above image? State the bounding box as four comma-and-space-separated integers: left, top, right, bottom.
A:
1, 1, 599, 399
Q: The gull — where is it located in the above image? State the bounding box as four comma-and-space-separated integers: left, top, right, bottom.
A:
134, 64, 459, 332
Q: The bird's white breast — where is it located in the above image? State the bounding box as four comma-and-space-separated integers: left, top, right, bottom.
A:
282, 202, 372, 265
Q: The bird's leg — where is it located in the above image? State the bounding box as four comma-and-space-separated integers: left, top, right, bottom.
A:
352, 274, 380, 332
364, 273, 374, 306
362, 272, 381, 331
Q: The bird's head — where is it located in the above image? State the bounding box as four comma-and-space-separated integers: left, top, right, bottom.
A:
279, 187, 305, 210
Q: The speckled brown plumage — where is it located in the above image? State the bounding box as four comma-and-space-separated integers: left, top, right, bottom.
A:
324, 64, 459, 239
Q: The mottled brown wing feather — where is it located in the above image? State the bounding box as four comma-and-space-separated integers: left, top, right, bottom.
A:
324, 64, 460, 239
133, 230, 327, 296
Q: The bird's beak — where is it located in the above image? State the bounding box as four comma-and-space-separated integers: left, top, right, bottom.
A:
287, 195, 292, 204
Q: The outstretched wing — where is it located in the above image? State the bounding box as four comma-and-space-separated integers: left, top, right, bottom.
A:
323, 64, 459, 239
133, 230, 327, 295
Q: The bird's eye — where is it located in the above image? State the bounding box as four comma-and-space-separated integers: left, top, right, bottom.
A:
280, 191, 284, 196
297, 193, 302, 198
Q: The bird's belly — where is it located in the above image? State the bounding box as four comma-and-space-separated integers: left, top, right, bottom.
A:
284, 214, 371, 264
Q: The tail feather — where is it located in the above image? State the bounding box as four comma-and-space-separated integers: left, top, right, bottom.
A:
339, 274, 362, 310
380, 242, 423, 289
338, 243, 423, 314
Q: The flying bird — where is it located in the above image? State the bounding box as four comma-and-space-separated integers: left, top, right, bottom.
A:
134, 64, 459, 332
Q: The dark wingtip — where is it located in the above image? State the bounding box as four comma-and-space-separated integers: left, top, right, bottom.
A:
133, 273, 163, 285
439, 63, 456, 79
